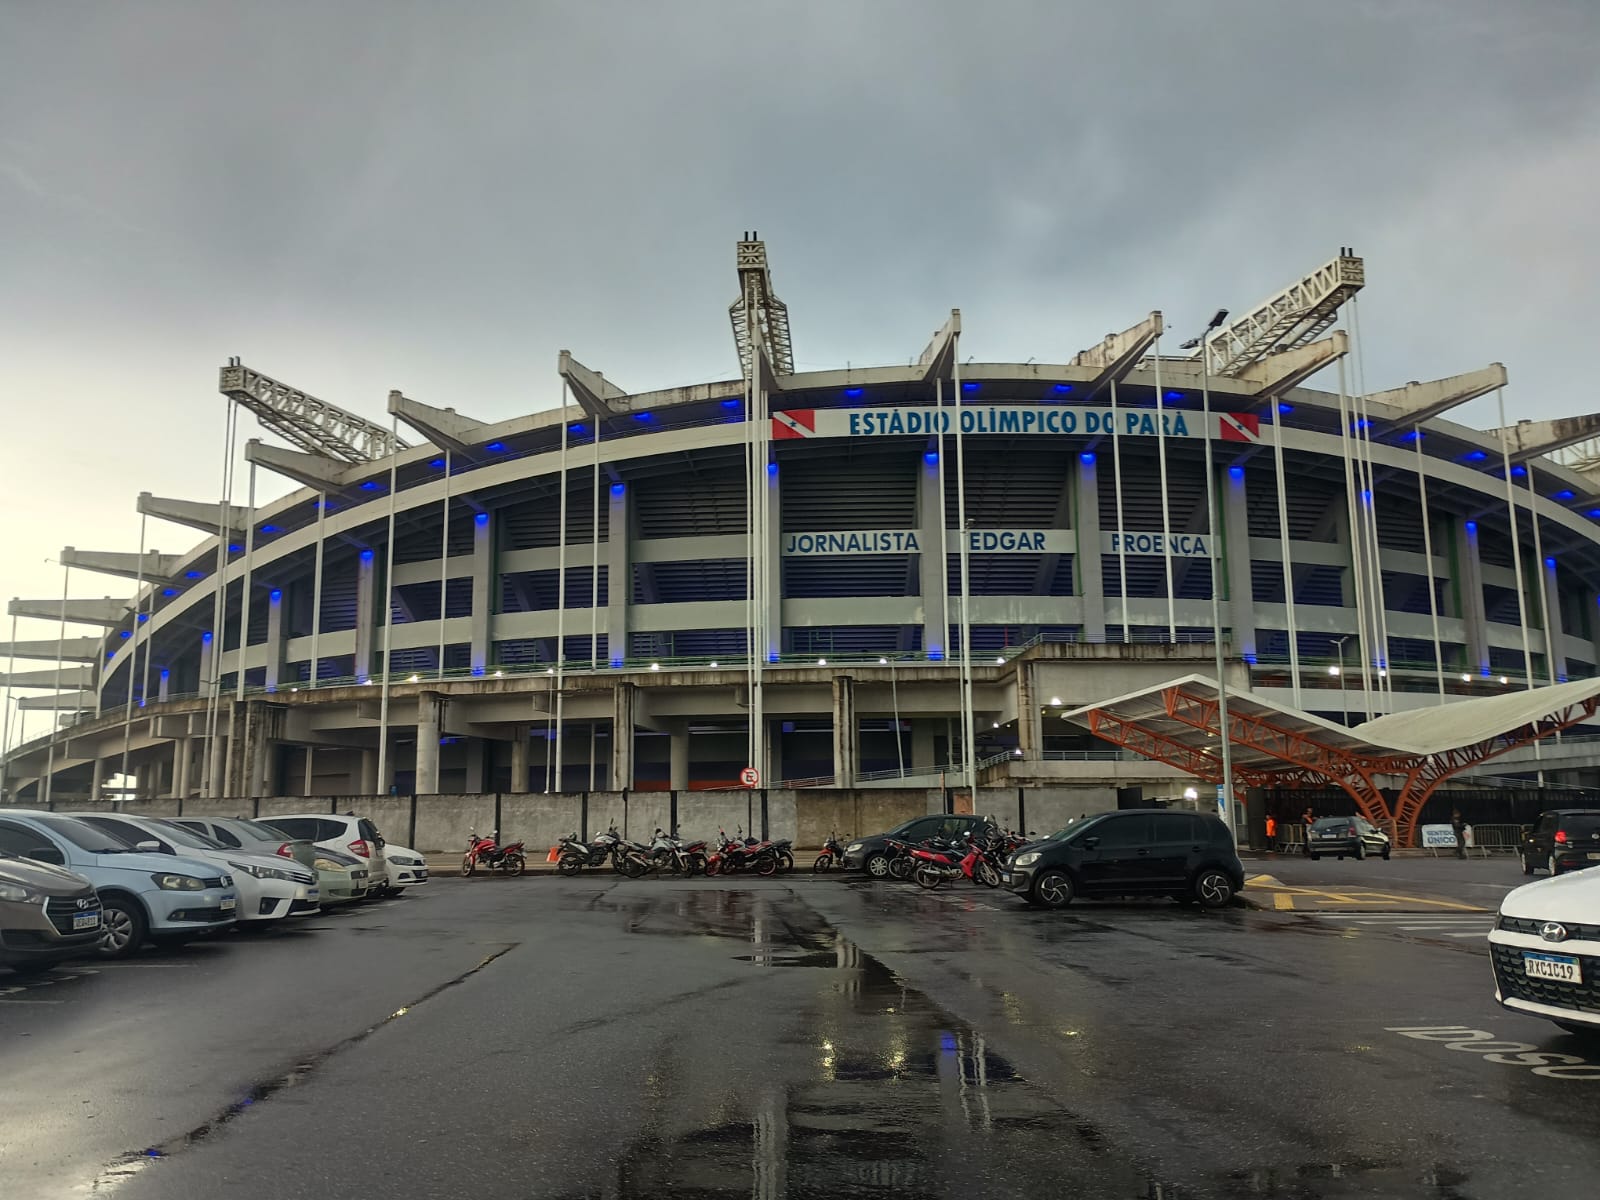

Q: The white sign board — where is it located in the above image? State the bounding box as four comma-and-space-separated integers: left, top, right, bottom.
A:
773, 406, 1264, 444
1420, 824, 1458, 848
781, 529, 1075, 557
1102, 531, 1213, 559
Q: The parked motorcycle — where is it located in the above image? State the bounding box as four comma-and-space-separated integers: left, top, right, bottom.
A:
462, 829, 527, 877
812, 831, 850, 872
704, 829, 778, 877
648, 829, 708, 876
553, 827, 622, 875
912, 831, 1001, 890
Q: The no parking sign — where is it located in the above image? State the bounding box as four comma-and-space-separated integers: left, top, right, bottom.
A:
740, 767, 760, 788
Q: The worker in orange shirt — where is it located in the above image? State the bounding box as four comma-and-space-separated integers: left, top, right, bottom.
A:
1265, 814, 1278, 850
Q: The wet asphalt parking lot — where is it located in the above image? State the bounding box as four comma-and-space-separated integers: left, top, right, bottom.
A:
5, 866, 1600, 1200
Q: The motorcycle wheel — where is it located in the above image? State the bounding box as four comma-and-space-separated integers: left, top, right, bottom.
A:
704, 858, 721, 876
687, 853, 707, 876
557, 855, 582, 876
976, 860, 1001, 888
754, 853, 778, 878
777, 851, 794, 872
622, 857, 647, 880
504, 853, 526, 877
888, 855, 913, 881
915, 865, 943, 890
812, 854, 833, 873
461, 855, 476, 877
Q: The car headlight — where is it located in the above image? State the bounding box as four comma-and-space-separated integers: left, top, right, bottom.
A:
1014, 852, 1040, 868
228, 860, 298, 882
0, 882, 41, 903
151, 873, 206, 891
313, 858, 344, 872
846, 843, 863, 853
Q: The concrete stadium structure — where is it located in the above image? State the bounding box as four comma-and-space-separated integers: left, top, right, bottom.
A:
6, 238, 1600, 825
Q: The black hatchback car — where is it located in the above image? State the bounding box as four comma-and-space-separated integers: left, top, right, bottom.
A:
1305, 815, 1391, 861
1002, 809, 1244, 909
843, 814, 994, 878
1520, 808, 1600, 876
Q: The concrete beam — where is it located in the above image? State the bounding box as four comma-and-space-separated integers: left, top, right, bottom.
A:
60, 548, 182, 585
1491, 414, 1600, 464
1232, 332, 1346, 403
8, 596, 131, 627
137, 491, 249, 536
1070, 311, 1161, 399
916, 310, 962, 384
0, 666, 96, 689
0, 637, 102, 663
18, 691, 95, 711
387, 391, 487, 455
1367, 363, 1507, 428
558, 351, 631, 419
245, 439, 352, 494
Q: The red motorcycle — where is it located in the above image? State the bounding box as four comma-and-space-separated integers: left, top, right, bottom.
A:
462, 829, 527, 877
912, 832, 1001, 890
704, 829, 778, 877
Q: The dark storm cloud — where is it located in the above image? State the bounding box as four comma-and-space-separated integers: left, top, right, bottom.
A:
0, 0, 1597, 707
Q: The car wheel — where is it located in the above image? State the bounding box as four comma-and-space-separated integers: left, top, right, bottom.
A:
1355, 841, 1366, 861
1336, 854, 1345, 861
1033, 870, 1074, 909
461, 855, 475, 877
1194, 869, 1235, 910
388, 887, 408, 897
97, 896, 146, 959
1381, 848, 1391, 861
864, 853, 889, 879
1549, 855, 1560, 877
1309, 852, 1320, 861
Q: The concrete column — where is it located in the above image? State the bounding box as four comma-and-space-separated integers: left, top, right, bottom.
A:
260, 737, 279, 798
612, 681, 635, 788
1454, 518, 1489, 675
89, 757, 105, 802
763, 464, 781, 663
354, 550, 377, 682
470, 512, 493, 675
1542, 559, 1566, 683
1590, 588, 1600, 672
917, 451, 947, 658
911, 719, 936, 768
464, 738, 487, 793
1074, 454, 1105, 643
265, 588, 287, 691
606, 485, 629, 665
359, 749, 378, 795
669, 721, 690, 791
765, 719, 783, 785
303, 747, 316, 797
832, 675, 858, 787
1015, 662, 1041, 758
510, 728, 530, 794
1222, 465, 1255, 663
415, 692, 442, 793
158, 668, 170, 703
173, 738, 192, 799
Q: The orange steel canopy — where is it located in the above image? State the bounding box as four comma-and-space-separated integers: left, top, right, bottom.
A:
1065, 674, 1600, 846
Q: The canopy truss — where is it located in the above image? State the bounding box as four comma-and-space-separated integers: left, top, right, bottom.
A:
1072, 675, 1600, 846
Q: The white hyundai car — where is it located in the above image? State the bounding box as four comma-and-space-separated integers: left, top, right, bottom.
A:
1490, 867, 1600, 1036
70, 813, 319, 926
382, 843, 429, 895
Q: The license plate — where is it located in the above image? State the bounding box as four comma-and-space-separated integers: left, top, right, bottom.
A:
417, 869, 428, 880
306, 888, 319, 898
220, 897, 236, 912
1320, 833, 1340, 839
72, 912, 101, 931
1525, 952, 1582, 983
1589, 853, 1600, 861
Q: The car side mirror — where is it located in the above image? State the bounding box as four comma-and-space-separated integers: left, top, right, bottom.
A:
25, 845, 65, 866
135, 839, 163, 853
1082, 836, 1100, 850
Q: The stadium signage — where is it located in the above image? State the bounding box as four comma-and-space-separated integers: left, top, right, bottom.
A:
773, 406, 1261, 443
1103, 531, 1212, 558
781, 529, 1075, 556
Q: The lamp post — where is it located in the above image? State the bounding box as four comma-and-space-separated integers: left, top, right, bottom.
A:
1181, 309, 1234, 840
879, 656, 904, 778
1332, 636, 1352, 726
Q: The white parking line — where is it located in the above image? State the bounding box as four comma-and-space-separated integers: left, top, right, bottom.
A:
1307, 913, 1492, 938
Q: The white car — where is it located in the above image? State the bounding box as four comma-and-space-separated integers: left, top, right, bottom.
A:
262, 813, 392, 894
382, 843, 429, 894
1490, 867, 1600, 1036
71, 813, 319, 926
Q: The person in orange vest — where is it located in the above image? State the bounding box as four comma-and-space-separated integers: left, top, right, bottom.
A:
1265, 814, 1278, 850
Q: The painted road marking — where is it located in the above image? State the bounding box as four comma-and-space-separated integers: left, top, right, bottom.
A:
1388, 1026, 1600, 1080
1243, 874, 1488, 913
1310, 913, 1493, 939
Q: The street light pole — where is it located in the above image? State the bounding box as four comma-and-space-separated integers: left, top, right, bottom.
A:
1183, 310, 1234, 840
880, 656, 904, 778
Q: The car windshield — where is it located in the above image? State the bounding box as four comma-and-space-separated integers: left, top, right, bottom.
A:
32, 815, 134, 854
1050, 816, 1101, 841
147, 820, 227, 850
1312, 818, 1355, 830
223, 821, 284, 844
1560, 814, 1600, 837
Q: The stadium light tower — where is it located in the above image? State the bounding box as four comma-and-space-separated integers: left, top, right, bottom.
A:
1182, 308, 1235, 839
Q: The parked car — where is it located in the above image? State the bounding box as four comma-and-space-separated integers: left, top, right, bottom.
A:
381, 843, 429, 894
842, 814, 994, 878
1305, 815, 1392, 861
0, 853, 103, 974
1002, 809, 1244, 910
0, 811, 236, 957
1520, 809, 1600, 877
68, 813, 319, 926
1490, 868, 1600, 1036
262, 814, 391, 894
169, 816, 370, 905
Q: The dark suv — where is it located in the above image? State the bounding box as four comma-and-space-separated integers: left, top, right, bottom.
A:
1002, 809, 1244, 909
1521, 809, 1600, 876
843, 814, 993, 878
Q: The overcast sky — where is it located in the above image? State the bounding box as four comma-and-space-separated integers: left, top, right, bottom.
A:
2, 0, 1597, 736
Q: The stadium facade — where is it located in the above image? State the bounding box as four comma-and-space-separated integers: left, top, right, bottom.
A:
5, 239, 1600, 822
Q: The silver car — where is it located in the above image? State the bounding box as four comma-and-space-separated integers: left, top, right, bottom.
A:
171, 816, 370, 906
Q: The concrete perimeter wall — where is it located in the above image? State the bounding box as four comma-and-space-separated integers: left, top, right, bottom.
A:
3, 784, 1133, 852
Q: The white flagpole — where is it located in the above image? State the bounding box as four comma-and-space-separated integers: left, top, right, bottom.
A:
952, 344, 976, 796
437, 449, 451, 679
42, 562, 69, 807
1525, 469, 1558, 684
1496, 387, 1537, 691
375, 414, 400, 794
1269, 400, 1302, 707
1152, 342, 1176, 641
1109, 377, 1130, 641
119, 512, 149, 796
554, 384, 569, 792
1414, 428, 1446, 699
235, 461, 257, 703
